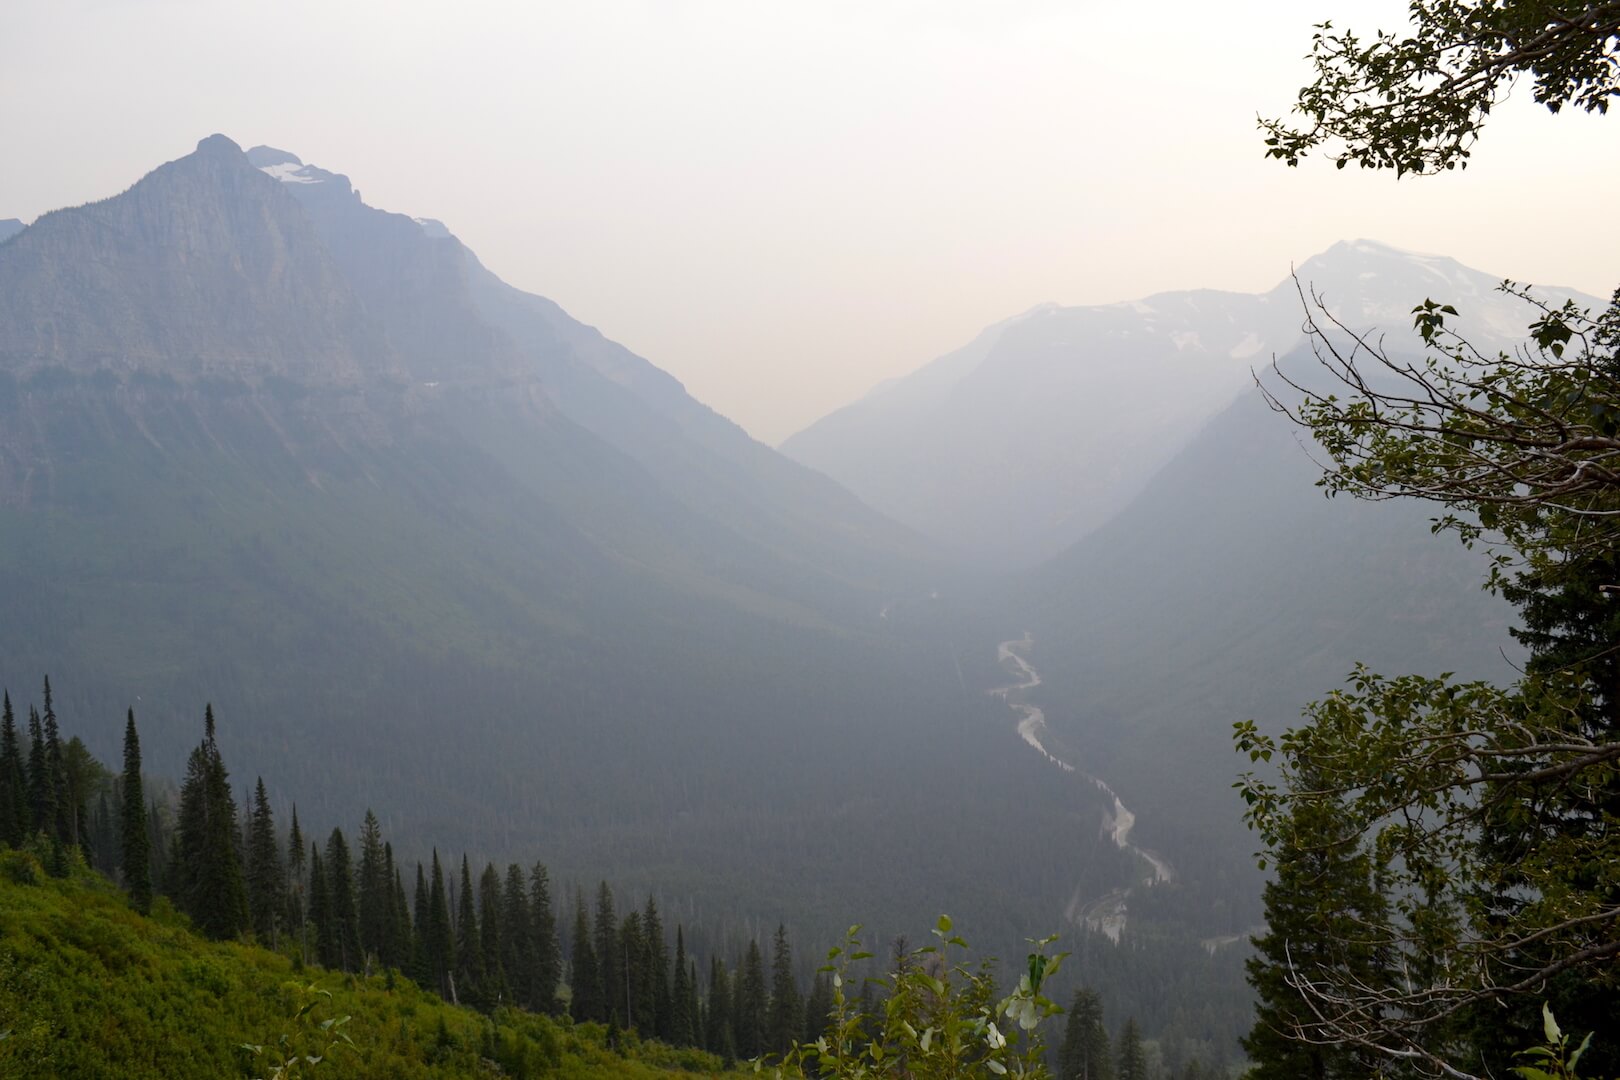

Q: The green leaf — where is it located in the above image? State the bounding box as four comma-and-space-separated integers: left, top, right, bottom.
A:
1542, 1002, 1561, 1044
1512, 1067, 1557, 1080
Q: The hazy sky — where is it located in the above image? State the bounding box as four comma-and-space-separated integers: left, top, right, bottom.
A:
3, 1, 1616, 443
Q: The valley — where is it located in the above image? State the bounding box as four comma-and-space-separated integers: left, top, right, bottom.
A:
0, 120, 1604, 1080
991, 634, 1173, 943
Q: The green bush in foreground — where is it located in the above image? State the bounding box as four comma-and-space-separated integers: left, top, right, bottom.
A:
774, 916, 1065, 1080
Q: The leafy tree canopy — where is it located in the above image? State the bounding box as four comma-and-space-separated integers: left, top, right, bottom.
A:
1263, 1, 1620, 174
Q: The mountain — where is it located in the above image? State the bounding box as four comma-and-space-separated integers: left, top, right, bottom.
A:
0, 218, 24, 244
781, 240, 1594, 568
0, 136, 1025, 947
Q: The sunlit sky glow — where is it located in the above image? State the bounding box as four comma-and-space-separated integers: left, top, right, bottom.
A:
3, 0, 1616, 442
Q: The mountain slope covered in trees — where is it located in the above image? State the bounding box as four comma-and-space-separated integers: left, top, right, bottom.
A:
0, 136, 1009, 950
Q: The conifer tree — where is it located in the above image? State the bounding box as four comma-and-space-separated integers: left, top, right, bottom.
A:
324, 828, 361, 971
0, 692, 28, 846
593, 882, 621, 1025
355, 810, 388, 966
426, 851, 454, 1000
309, 844, 333, 968
530, 862, 561, 1016
385, 844, 412, 969
26, 705, 49, 837
245, 778, 282, 944
119, 709, 152, 914
767, 924, 801, 1056
642, 897, 671, 1040
412, 861, 431, 984
619, 911, 648, 1030
1243, 775, 1389, 1080
1116, 1018, 1148, 1080
1059, 989, 1113, 1080
501, 864, 532, 1007
478, 862, 506, 1007
705, 956, 732, 1057
670, 926, 695, 1047
173, 706, 248, 939
41, 678, 72, 847
803, 972, 834, 1044
454, 855, 483, 1003
686, 960, 701, 1049
285, 806, 308, 962
736, 939, 767, 1059
90, 788, 117, 876
570, 897, 601, 1022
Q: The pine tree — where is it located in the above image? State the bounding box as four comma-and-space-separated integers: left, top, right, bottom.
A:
41, 678, 72, 848
453, 855, 483, 1003
426, 851, 454, 1000
767, 924, 801, 1056
25, 706, 49, 837
118, 709, 153, 913
478, 862, 506, 1007
686, 960, 702, 1049
412, 862, 431, 986
385, 843, 412, 969
670, 926, 695, 1047
736, 939, 767, 1059
1059, 989, 1113, 1080
570, 897, 601, 1022
529, 863, 561, 1016
1116, 1018, 1148, 1080
324, 828, 361, 971
309, 844, 335, 967
91, 788, 118, 876
642, 897, 671, 1039
705, 956, 732, 1057
245, 778, 282, 944
501, 865, 532, 1008
593, 882, 621, 1026
355, 810, 388, 967
0, 692, 28, 846
1243, 777, 1388, 1080
173, 707, 248, 939
285, 806, 308, 963
619, 911, 647, 1031
803, 972, 834, 1044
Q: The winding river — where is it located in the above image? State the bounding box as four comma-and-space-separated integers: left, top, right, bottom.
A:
991, 633, 1173, 941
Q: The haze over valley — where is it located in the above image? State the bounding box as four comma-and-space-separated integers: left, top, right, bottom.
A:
3, 6, 1615, 1077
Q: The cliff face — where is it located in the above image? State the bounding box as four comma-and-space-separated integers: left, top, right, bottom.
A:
0, 136, 388, 388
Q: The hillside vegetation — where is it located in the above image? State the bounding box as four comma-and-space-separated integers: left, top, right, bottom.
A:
0, 849, 736, 1080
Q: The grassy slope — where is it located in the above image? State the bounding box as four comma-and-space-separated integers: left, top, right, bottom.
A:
0, 850, 736, 1080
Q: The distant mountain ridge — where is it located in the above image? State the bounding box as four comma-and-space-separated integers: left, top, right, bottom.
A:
781, 240, 1596, 568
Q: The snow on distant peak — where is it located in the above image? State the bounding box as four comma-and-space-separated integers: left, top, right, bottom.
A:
258, 161, 323, 184
244, 145, 333, 186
